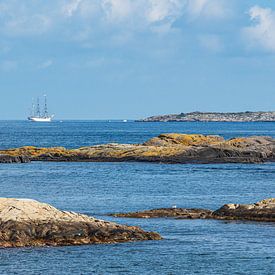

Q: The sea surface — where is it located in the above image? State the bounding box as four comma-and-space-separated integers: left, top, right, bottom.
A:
0, 121, 274, 274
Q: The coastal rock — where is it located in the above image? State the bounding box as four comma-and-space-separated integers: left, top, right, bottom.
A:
0, 198, 161, 248
111, 208, 213, 219
0, 134, 274, 164
143, 134, 224, 146
0, 154, 30, 163
111, 199, 275, 222
213, 198, 275, 222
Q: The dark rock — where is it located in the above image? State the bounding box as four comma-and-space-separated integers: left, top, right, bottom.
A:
0, 154, 30, 163
213, 198, 275, 222
111, 199, 275, 222
111, 208, 213, 219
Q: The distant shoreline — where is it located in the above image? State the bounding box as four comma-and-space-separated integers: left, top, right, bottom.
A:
137, 111, 275, 122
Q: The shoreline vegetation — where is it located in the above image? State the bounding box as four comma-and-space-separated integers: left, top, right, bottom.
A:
0, 133, 274, 164
137, 111, 275, 122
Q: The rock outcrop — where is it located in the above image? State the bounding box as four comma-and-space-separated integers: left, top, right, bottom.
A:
111, 208, 213, 219
0, 134, 274, 164
0, 198, 161, 248
110, 199, 275, 222
0, 154, 30, 163
213, 198, 275, 222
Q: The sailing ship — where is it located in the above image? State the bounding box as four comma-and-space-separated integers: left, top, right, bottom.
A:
28, 95, 54, 122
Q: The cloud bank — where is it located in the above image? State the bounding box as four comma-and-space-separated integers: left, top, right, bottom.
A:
0, 0, 230, 38
244, 5, 275, 52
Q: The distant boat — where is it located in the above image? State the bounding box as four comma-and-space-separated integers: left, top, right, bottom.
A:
28, 95, 54, 122
123, 119, 128, 122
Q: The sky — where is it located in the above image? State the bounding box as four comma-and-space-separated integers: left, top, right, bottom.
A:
1, 0, 275, 119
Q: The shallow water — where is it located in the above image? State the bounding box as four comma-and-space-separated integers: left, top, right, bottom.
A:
0, 121, 274, 274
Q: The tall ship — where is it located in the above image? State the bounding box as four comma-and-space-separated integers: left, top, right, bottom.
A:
28, 95, 54, 122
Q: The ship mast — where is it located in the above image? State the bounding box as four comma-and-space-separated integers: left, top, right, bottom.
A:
44, 94, 48, 117
31, 98, 35, 117
36, 98, 41, 117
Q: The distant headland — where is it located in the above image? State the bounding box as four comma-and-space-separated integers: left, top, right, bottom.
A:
138, 111, 275, 122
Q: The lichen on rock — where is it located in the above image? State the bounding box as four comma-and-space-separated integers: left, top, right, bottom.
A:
0, 133, 274, 164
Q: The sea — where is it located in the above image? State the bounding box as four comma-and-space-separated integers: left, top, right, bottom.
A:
0, 121, 274, 275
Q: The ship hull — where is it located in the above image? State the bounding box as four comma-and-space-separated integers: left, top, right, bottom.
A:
28, 117, 52, 122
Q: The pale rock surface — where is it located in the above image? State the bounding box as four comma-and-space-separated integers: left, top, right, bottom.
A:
0, 198, 161, 248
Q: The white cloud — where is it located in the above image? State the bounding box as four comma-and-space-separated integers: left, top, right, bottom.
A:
186, 0, 228, 19
187, 0, 208, 16
102, 0, 133, 22
0, 0, 230, 39
146, 0, 183, 23
63, 0, 83, 17
62, 0, 100, 19
100, 0, 184, 33
146, 0, 184, 33
243, 6, 275, 52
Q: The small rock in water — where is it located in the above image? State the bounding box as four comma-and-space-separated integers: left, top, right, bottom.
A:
111, 198, 275, 222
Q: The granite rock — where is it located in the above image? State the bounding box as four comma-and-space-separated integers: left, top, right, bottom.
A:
0, 198, 162, 248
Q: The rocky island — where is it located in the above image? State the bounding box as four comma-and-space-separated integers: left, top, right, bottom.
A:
0, 133, 275, 164
0, 198, 161, 248
111, 198, 275, 222
138, 111, 275, 122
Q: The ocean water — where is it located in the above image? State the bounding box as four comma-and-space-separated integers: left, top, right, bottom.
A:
0, 121, 274, 274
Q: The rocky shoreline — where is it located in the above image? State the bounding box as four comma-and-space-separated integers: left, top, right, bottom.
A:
138, 111, 275, 122
110, 198, 275, 222
0, 198, 161, 248
0, 198, 273, 248
0, 133, 274, 164
0, 154, 30, 163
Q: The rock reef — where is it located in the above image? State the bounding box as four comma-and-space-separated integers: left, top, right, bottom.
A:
213, 198, 275, 222
0, 154, 30, 163
0, 133, 274, 164
110, 198, 275, 222
111, 208, 213, 219
139, 111, 275, 122
0, 198, 161, 248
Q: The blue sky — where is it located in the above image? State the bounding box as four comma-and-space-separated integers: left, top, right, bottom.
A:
1, 0, 275, 119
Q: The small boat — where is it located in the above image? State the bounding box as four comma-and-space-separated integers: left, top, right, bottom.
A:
123, 119, 128, 122
28, 95, 54, 122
